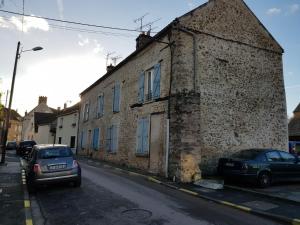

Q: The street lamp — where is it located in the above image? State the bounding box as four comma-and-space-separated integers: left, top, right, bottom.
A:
0, 41, 43, 164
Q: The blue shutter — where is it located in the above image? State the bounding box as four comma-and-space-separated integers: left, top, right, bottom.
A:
93, 128, 99, 150
138, 72, 145, 103
142, 118, 149, 153
137, 119, 143, 153
100, 95, 104, 116
113, 83, 120, 112
106, 127, 111, 152
153, 63, 161, 99
112, 125, 118, 153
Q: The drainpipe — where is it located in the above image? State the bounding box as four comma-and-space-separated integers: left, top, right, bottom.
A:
178, 27, 197, 91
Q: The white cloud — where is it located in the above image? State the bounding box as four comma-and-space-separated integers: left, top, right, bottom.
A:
266, 8, 281, 16
0, 16, 10, 28
78, 34, 89, 46
6, 15, 49, 32
289, 4, 300, 14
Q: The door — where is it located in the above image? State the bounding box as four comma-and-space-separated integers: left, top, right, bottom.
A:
70, 136, 76, 148
149, 114, 164, 174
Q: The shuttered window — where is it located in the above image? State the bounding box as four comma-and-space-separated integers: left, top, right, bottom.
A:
138, 72, 145, 103
83, 102, 89, 121
92, 128, 100, 150
113, 83, 120, 112
106, 125, 118, 153
136, 117, 149, 154
80, 131, 85, 149
97, 94, 104, 118
152, 63, 161, 99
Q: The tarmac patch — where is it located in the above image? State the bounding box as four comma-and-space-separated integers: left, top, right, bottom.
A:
242, 200, 278, 211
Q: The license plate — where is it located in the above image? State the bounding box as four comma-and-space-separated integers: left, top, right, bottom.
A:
49, 164, 66, 170
225, 162, 235, 167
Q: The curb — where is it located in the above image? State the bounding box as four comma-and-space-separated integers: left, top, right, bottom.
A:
20, 159, 34, 225
225, 184, 300, 205
80, 157, 300, 225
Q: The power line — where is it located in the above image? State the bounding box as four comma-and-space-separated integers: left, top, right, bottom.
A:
0, 9, 141, 32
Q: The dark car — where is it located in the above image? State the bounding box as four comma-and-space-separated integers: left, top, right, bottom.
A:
25, 144, 81, 192
17, 140, 37, 156
6, 141, 17, 150
218, 149, 300, 188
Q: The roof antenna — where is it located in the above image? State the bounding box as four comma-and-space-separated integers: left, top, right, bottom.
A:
111, 56, 122, 66
134, 13, 149, 33
105, 52, 115, 67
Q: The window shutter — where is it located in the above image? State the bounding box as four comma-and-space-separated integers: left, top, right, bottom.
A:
106, 127, 111, 152
100, 95, 104, 116
112, 125, 118, 153
137, 119, 143, 153
138, 72, 145, 103
113, 83, 120, 112
152, 63, 161, 99
142, 118, 149, 153
93, 128, 99, 150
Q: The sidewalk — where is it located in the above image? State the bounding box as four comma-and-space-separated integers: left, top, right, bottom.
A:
78, 155, 300, 225
0, 152, 25, 225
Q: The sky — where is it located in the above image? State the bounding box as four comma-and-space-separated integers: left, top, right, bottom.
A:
0, 0, 299, 117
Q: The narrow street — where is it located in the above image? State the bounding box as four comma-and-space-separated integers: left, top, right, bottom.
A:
30, 160, 285, 225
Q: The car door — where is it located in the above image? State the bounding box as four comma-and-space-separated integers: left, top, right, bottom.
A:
278, 151, 299, 180
265, 151, 285, 181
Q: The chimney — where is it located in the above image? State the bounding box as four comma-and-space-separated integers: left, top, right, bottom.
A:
57, 107, 61, 111
136, 32, 152, 50
106, 64, 115, 72
38, 96, 47, 105
64, 103, 67, 109
25, 111, 28, 116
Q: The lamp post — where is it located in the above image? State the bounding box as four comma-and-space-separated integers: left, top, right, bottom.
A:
0, 41, 43, 164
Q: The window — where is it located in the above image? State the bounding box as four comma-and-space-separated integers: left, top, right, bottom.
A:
136, 117, 149, 154
80, 131, 86, 149
59, 118, 63, 128
266, 151, 282, 162
279, 151, 296, 162
70, 136, 76, 148
58, 137, 62, 144
92, 128, 100, 150
106, 125, 118, 153
138, 63, 161, 103
113, 83, 120, 112
83, 102, 89, 121
97, 94, 104, 118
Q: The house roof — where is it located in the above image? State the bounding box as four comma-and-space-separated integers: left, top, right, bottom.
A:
293, 103, 300, 113
0, 107, 22, 121
57, 103, 80, 117
80, 0, 283, 96
289, 117, 300, 137
34, 112, 57, 126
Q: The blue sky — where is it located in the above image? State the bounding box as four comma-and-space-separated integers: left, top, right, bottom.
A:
0, 0, 299, 117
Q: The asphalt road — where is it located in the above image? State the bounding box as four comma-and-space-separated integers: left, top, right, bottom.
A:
30, 160, 287, 225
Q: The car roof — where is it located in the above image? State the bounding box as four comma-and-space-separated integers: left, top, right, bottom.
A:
34, 144, 69, 150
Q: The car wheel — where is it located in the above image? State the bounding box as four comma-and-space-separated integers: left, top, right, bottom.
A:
258, 172, 271, 188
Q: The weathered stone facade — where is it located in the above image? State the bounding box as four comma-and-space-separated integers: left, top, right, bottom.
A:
79, 0, 288, 182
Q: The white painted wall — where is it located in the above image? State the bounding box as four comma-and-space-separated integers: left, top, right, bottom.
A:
34, 125, 54, 144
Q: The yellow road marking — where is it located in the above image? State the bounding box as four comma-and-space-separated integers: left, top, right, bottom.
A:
24, 200, 30, 208
221, 201, 251, 212
148, 177, 162, 184
26, 219, 33, 225
179, 188, 198, 196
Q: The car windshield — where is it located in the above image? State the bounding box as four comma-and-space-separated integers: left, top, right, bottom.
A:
231, 149, 263, 160
38, 147, 73, 159
20, 141, 36, 146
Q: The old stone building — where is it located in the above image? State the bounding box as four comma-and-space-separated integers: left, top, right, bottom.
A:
288, 103, 300, 142
78, 0, 288, 182
22, 96, 57, 142
0, 108, 22, 142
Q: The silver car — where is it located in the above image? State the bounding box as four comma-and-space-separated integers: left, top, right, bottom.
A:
26, 144, 81, 192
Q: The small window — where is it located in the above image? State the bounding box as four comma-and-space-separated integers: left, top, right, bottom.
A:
58, 137, 62, 144
266, 151, 282, 162
279, 151, 296, 162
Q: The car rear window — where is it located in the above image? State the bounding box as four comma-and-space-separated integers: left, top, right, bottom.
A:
231, 149, 263, 160
38, 148, 73, 159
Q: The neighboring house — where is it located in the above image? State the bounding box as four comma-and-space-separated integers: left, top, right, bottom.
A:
0, 107, 22, 142
288, 103, 300, 141
78, 0, 287, 182
55, 103, 80, 152
34, 112, 57, 144
22, 96, 57, 141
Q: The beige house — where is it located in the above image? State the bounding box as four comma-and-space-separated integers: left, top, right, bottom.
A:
55, 103, 80, 152
22, 96, 57, 142
0, 108, 22, 142
78, 0, 287, 182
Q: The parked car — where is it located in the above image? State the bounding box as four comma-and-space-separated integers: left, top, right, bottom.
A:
17, 140, 36, 156
25, 144, 81, 192
6, 141, 17, 150
218, 149, 300, 188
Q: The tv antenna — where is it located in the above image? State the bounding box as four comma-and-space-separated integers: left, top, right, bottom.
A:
105, 52, 115, 66
111, 56, 122, 66
134, 13, 149, 32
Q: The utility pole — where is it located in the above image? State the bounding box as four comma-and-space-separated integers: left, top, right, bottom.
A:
1, 41, 20, 164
